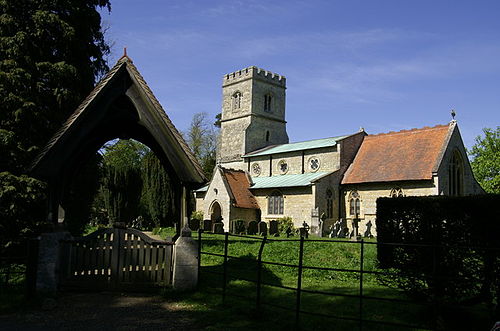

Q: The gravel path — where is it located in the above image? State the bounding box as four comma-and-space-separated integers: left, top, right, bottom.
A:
0, 292, 204, 330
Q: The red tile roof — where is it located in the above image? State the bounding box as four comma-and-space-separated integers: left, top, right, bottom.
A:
222, 168, 260, 209
342, 124, 451, 184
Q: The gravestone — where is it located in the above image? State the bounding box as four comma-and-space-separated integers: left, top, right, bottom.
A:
247, 221, 258, 235
300, 221, 310, 238
328, 225, 336, 238
363, 220, 373, 238
310, 207, 320, 236
203, 219, 212, 232
258, 221, 268, 236
213, 222, 224, 234
269, 220, 278, 236
189, 219, 200, 231
232, 220, 246, 234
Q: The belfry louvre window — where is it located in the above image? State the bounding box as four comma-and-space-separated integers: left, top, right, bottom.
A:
232, 91, 242, 110
349, 191, 360, 216
264, 94, 272, 112
268, 191, 284, 215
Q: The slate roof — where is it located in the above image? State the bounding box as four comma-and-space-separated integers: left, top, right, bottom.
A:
222, 169, 260, 209
242, 135, 348, 158
342, 124, 452, 184
31, 55, 205, 184
250, 171, 333, 189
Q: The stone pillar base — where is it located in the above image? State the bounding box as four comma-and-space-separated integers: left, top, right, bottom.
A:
172, 226, 199, 290
36, 231, 72, 293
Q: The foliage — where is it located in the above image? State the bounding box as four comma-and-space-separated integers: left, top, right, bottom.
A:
141, 151, 175, 228
469, 127, 500, 193
0, 172, 49, 241
277, 216, 294, 234
376, 195, 500, 317
190, 210, 203, 221
0, 0, 111, 239
185, 112, 218, 178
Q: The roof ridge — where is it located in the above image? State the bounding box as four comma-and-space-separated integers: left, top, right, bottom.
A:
367, 123, 449, 138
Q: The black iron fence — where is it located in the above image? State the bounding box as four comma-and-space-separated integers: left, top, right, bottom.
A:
197, 230, 498, 330
0, 238, 38, 297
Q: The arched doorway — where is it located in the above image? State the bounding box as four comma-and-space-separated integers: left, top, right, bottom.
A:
210, 201, 222, 222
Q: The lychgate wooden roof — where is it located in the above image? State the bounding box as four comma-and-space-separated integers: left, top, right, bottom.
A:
31, 56, 206, 185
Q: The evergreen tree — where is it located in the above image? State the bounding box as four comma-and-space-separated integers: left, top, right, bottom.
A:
0, 0, 111, 239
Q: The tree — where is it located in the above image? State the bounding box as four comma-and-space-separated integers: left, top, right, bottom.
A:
469, 127, 500, 194
185, 112, 218, 178
0, 0, 111, 239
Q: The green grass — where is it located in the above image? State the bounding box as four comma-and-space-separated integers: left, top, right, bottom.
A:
151, 226, 176, 239
186, 233, 491, 330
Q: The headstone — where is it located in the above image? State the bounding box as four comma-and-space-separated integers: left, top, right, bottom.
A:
173, 225, 199, 290
203, 219, 212, 232
247, 221, 258, 235
189, 219, 200, 231
351, 217, 360, 241
213, 222, 224, 234
300, 221, 310, 238
233, 220, 245, 234
269, 220, 278, 236
319, 213, 326, 237
286, 227, 293, 238
363, 220, 373, 238
328, 225, 336, 238
258, 221, 268, 236
310, 207, 320, 235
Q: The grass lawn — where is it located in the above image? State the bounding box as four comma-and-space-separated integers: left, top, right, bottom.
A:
184, 232, 491, 330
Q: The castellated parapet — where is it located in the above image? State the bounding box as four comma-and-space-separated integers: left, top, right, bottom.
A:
223, 66, 286, 87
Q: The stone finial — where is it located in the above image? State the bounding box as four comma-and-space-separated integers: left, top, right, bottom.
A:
181, 225, 192, 237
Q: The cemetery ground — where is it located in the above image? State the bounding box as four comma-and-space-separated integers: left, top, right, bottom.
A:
0, 229, 492, 330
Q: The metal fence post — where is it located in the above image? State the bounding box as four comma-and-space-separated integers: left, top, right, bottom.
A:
223, 232, 229, 304
256, 236, 267, 311
359, 239, 364, 331
197, 229, 202, 288
296, 235, 305, 326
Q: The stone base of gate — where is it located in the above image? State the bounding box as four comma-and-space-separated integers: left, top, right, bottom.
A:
172, 226, 198, 290
36, 231, 73, 293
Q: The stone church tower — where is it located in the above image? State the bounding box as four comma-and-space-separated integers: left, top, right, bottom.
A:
217, 66, 289, 169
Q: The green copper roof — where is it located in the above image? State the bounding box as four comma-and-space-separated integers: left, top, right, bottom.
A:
250, 171, 332, 189
195, 185, 209, 192
242, 135, 348, 158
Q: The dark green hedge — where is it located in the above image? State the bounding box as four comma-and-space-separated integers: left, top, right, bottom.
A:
376, 195, 500, 316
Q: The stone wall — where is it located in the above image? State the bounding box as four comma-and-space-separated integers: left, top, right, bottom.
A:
252, 186, 313, 228
436, 123, 484, 195
342, 181, 438, 236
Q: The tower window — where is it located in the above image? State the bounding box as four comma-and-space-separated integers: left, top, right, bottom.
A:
266, 131, 270, 142
349, 191, 361, 217
264, 93, 272, 112
449, 150, 464, 196
232, 91, 242, 110
268, 190, 284, 215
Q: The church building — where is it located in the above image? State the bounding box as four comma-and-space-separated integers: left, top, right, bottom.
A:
194, 66, 484, 236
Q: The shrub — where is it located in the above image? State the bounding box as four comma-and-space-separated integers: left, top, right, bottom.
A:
191, 210, 203, 221
277, 216, 294, 234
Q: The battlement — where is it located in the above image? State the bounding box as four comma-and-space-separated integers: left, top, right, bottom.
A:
223, 66, 286, 87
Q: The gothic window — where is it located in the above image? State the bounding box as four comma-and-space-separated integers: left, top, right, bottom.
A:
449, 150, 464, 196
264, 93, 272, 112
268, 191, 284, 215
326, 189, 333, 218
390, 187, 404, 197
266, 131, 270, 142
309, 157, 320, 172
349, 191, 361, 217
232, 91, 242, 110
278, 159, 288, 174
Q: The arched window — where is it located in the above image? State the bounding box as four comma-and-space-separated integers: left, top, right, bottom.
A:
266, 130, 270, 142
449, 150, 464, 196
326, 189, 333, 218
349, 191, 361, 217
232, 91, 242, 110
264, 93, 272, 112
268, 191, 284, 215
390, 187, 404, 197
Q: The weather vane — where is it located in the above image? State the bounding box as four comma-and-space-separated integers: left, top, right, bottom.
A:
451, 109, 456, 120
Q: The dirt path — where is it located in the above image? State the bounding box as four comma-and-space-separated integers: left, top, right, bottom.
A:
0, 292, 204, 330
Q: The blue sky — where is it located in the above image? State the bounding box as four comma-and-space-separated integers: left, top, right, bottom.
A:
100, 0, 500, 150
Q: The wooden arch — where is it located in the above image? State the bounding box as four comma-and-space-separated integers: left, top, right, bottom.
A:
31, 56, 206, 227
